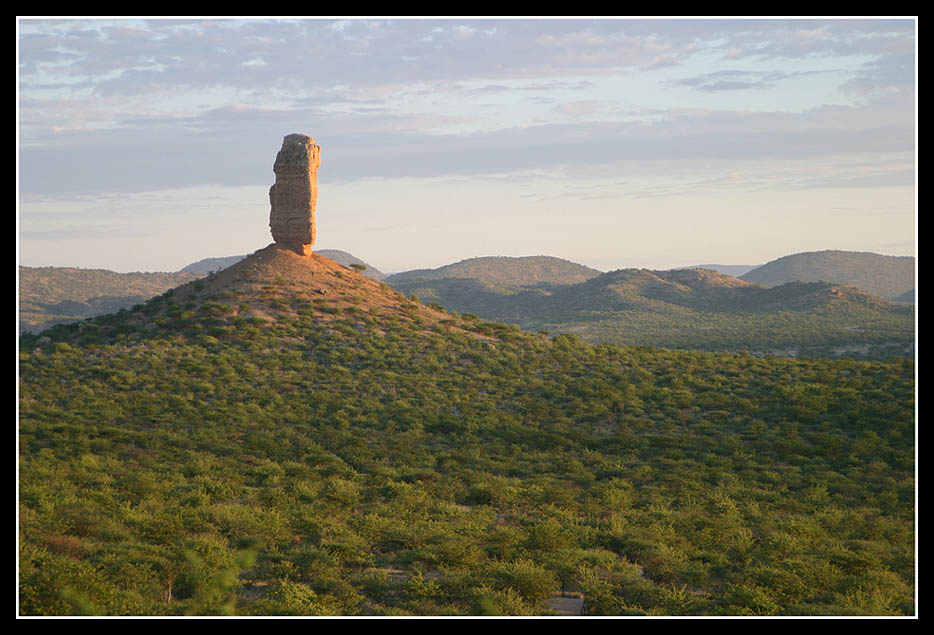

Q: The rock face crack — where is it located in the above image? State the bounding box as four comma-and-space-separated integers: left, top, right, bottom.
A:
269, 134, 321, 256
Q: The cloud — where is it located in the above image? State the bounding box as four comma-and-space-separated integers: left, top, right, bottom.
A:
687, 18, 915, 61
18, 19, 915, 139
12, 19, 763, 104
17, 97, 914, 197
839, 52, 916, 100
667, 69, 835, 92
18, 18, 916, 198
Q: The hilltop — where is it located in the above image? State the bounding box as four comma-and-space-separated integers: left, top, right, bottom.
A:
383, 255, 602, 328
675, 264, 760, 277
19, 249, 385, 333
542, 267, 760, 313
167, 244, 459, 332
741, 250, 915, 301
27, 244, 487, 348
386, 255, 601, 288
181, 249, 385, 280
542, 267, 901, 314
179, 255, 245, 274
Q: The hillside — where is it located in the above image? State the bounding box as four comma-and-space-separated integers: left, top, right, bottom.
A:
27, 244, 475, 348
387, 266, 914, 360
740, 251, 915, 301
22, 254, 914, 360
534, 271, 913, 359
20, 250, 386, 334
542, 268, 761, 313
385, 255, 601, 288
19, 244, 916, 616
19, 266, 204, 334
675, 264, 761, 277
542, 268, 903, 314
179, 255, 246, 274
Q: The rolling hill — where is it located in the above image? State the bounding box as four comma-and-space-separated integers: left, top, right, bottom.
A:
20, 250, 916, 360
178, 255, 246, 274
386, 264, 914, 360
385, 255, 601, 288
19, 266, 204, 334
740, 251, 915, 301
19, 249, 385, 333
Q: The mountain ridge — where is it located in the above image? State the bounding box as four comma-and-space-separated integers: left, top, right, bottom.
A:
385, 255, 602, 288
386, 264, 913, 358
741, 250, 914, 301
20, 249, 915, 359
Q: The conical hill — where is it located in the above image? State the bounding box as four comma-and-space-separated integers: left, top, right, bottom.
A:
169, 243, 443, 327
24, 244, 498, 347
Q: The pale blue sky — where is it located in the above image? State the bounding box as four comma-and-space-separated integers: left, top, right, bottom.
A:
17, 18, 916, 273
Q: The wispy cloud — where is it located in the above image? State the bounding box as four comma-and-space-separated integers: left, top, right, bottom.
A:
667, 68, 836, 92
18, 96, 914, 196
17, 18, 916, 270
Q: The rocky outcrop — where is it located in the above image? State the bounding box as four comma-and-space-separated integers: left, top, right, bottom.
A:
269, 134, 321, 256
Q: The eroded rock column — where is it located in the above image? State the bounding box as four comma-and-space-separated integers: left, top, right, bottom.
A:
269, 134, 321, 256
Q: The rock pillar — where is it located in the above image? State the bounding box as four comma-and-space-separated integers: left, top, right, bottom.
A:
269, 134, 321, 256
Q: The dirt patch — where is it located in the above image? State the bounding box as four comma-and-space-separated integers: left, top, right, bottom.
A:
547, 592, 584, 616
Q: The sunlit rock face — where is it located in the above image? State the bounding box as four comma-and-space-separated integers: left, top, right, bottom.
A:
269, 134, 321, 256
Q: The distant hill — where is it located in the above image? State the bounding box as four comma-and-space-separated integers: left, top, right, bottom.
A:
25, 243, 478, 350
179, 255, 246, 274
20, 252, 915, 359
544, 267, 899, 314
181, 249, 385, 280
524, 268, 914, 358
741, 250, 915, 301
893, 289, 915, 304
19, 266, 204, 333
385, 255, 601, 288
676, 264, 760, 277
384, 255, 604, 327
388, 262, 914, 359
542, 268, 761, 313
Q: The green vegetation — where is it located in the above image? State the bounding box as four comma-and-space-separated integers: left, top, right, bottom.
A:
384, 255, 601, 287
18, 272, 915, 616
23, 251, 915, 361
19, 266, 204, 334
387, 269, 915, 361
20, 250, 386, 334
741, 251, 915, 301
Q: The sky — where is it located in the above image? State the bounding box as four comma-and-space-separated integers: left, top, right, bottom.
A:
17, 17, 917, 273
